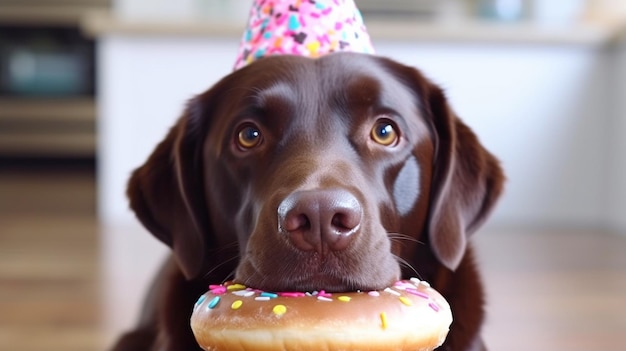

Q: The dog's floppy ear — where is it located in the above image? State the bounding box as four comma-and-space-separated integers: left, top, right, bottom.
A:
383, 58, 505, 270
126, 92, 215, 280
423, 80, 505, 270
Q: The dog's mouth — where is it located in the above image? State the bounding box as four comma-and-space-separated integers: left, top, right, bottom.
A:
238, 270, 390, 293
282, 274, 363, 293
235, 250, 399, 293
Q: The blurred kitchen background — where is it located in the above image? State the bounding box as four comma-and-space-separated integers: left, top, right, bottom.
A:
1, 1, 626, 350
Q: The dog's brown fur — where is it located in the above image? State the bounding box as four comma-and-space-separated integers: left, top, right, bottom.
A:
112, 53, 504, 351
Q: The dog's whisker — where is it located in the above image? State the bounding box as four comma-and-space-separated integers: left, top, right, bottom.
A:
203, 255, 239, 281
222, 270, 237, 284
393, 254, 423, 281
214, 241, 239, 252
204, 241, 240, 281
387, 232, 424, 245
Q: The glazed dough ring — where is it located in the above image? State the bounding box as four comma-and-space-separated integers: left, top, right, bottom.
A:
191, 279, 452, 351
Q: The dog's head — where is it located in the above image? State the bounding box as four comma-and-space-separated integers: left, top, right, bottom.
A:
127, 53, 504, 292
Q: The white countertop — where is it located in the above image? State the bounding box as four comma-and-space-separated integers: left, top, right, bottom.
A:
82, 11, 626, 47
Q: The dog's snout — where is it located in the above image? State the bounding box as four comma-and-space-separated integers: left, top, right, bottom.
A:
278, 189, 362, 255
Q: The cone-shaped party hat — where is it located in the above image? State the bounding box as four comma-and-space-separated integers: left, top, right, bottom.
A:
234, 0, 375, 70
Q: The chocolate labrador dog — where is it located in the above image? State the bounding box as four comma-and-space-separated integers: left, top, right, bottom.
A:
112, 52, 504, 351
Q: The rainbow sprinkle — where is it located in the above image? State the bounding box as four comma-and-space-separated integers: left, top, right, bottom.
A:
406, 288, 429, 299
227, 284, 247, 291
231, 300, 243, 310
208, 296, 221, 309
273, 304, 287, 316
338, 296, 351, 302
195, 295, 206, 306
209, 286, 227, 295
233, 290, 255, 297
393, 281, 414, 290
399, 296, 413, 306
384, 288, 401, 296
318, 290, 332, 298
380, 312, 388, 330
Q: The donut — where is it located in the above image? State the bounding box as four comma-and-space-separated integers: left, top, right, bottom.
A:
190, 278, 452, 351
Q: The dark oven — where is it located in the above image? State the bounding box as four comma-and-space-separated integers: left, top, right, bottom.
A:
0, 0, 107, 160
0, 25, 95, 97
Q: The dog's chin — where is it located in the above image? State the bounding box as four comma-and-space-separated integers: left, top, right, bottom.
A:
281, 274, 399, 293
237, 273, 396, 293
234, 257, 400, 293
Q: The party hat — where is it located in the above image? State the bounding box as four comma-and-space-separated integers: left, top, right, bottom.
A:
234, 0, 375, 70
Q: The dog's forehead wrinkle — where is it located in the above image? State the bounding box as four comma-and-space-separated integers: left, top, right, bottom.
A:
254, 82, 297, 106
345, 75, 381, 103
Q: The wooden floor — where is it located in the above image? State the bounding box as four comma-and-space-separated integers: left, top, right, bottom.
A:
1, 167, 625, 351
0, 167, 101, 351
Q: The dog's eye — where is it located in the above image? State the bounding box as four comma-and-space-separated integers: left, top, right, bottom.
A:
237, 125, 263, 149
371, 120, 399, 146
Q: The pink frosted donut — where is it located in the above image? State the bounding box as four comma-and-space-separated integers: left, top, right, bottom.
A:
191, 279, 452, 351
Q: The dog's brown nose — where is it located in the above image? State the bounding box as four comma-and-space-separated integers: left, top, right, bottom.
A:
278, 189, 362, 255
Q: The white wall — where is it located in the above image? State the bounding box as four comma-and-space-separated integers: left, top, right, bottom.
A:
112, 0, 250, 22
97, 37, 622, 232
607, 38, 626, 233
97, 36, 238, 225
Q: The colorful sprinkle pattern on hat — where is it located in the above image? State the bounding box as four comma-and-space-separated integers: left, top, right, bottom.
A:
234, 0, 375, 70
